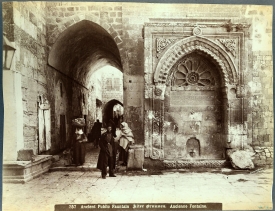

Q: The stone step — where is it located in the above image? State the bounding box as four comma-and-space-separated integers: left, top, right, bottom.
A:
3, 155, 53, 183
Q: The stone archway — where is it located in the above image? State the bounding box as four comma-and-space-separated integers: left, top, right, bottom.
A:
163, 51, 225, 160
48, 19, 124, 154
146, 38, 236, 163
103, 99, 123, 128
47, 15, 124, 55
154, 36, 238, 86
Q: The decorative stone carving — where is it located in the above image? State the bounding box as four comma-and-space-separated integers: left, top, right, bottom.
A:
154, 83, 166, 99
156, 38, 176, 57
193, 26, 202, 36
223, 20, 233, 32
163, 160, 228, 168
163, 160, 177, 168
154, 87, 162, 96
152, 111, 161, 134
150, 148, 162, 160
221, 20, 250, 32
218, 39, 236, 57
145, 22, 250, 29
236, 84, 245, 98
154, 37, 237, 86
172, 54, 218, 87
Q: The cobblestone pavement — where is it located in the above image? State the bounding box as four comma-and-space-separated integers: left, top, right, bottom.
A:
2, 166, 273, 211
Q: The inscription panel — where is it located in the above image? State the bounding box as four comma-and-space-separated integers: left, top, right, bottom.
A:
170, 90, 218, 107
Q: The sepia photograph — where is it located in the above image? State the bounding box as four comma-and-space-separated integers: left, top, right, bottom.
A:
2, 1, 273, 211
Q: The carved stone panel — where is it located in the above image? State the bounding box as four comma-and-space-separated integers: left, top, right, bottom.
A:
144, 20, 250, 163
163, 53, 224, 160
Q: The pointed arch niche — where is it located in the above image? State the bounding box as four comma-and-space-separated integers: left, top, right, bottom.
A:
144, 20, 251, 168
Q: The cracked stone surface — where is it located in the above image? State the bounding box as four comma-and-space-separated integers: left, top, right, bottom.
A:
2, 168, 273, 211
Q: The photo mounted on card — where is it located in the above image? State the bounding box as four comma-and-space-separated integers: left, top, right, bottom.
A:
2, 1, 273, 211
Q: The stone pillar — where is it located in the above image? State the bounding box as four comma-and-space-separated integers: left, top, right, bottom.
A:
3, 70, 24, 161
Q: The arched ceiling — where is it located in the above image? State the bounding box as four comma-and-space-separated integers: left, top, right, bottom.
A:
48, 20, 122, 85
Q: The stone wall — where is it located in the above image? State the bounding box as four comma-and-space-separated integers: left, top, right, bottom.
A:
248, 7, 273, 166
251, 52, 273, 166
102, 74, 123, 105
3, 2, 273, 167
46, 2, 123, 51
6, 2, 49, 155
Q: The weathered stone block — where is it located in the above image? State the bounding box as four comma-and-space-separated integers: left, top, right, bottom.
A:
67, 7, 74, 11
263, 134, 270, 142
254, 159, 266, 166
127, 145, 144, 170
23, 126, 36, 137
17, 149, 34, 161
227, 149, 255, 169
263, 142, 272, 147
266, 158, 273, 165
260, 155, 266, 160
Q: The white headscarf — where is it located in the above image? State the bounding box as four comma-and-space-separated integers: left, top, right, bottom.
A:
119, 122, 134, 149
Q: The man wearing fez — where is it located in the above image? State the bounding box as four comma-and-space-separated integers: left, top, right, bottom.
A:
71, 117, 87, 166
97, 124, 116, 179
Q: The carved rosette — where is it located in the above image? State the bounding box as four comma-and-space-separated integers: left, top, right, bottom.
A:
218, 39, 236, 57
193, 26, 202, 36
154, 37, 237, 86
154, 87, 162, 96
172, 54, 218, 87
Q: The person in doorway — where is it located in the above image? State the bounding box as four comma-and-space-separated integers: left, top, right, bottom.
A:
91, 119, 102, 148
71, 118, 88, 166
97, 124, 116, 179
119, 122, 135, 166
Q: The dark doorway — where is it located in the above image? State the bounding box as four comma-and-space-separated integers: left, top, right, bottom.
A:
60, 115, 66, 150
103, 100, 123, 128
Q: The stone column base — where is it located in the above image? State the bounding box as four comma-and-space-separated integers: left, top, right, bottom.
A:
3, 155, 53, 183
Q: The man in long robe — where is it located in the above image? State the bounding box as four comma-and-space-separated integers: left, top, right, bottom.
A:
97, 125, 116, 179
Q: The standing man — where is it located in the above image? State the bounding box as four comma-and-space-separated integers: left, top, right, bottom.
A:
108, 119, 117, 138
92, 119, 102, 148
97, 124, 116, 179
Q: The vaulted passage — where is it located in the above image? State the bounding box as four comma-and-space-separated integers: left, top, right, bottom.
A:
49, 20, 122, 82
47, 20, 124, 153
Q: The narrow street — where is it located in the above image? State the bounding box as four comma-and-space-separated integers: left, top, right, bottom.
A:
2, 165, 273, 211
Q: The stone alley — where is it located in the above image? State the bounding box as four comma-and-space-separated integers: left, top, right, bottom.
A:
2, 167, 273, 211
2, 2, 274, 211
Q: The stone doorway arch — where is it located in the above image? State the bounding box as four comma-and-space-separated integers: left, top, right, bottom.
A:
47, 20, 124, 155
163, 51, 225, 160
103, 99, 123, 128
144, 20, 248, 168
